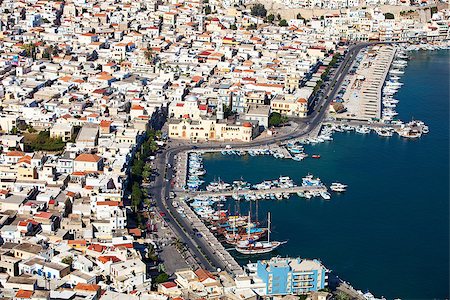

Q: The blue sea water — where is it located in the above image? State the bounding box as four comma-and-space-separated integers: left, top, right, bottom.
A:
202, 50, 449, 298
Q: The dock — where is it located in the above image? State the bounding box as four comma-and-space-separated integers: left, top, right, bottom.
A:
176, 199, 245, 276
189, 185, 327, 198
323, 120, 402, 130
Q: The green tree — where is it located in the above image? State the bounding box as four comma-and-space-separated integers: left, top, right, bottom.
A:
142, 163, 152, 181
204, 5, 211, 14
269, 112, 288, 127
266, 14, 275, 23
279, 19, 288, 26
21, 43, 36, 59
384, 12, 394, 19
131, 182, 143, 211
146, 244, 158, 261
296, 13, 303, 19
25, 130, 66, 151
335, 291, 351, 300
276, 13, 281, 20
10, 127, 18, 135
250, 3, 267, 17
155, 272, 170, 284
61, 256, 73, 266
131, 158, 144, 178
230, 24, 237, 30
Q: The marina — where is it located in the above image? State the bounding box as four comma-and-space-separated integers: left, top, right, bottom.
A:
195, 49, 449, 298
167, 48, 448, 299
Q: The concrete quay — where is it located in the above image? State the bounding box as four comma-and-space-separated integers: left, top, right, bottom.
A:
339, 45, 397, 121
323, 119, 403, 129
176, 199, 245, 276
188, 185, 327, 199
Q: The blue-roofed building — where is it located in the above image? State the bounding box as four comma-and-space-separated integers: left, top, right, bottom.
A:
255, 257, 328, 296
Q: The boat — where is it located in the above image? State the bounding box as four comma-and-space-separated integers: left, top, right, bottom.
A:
312, 155, 321, 159
397, 128, 421, 139
288, 145, 304, 154
320, 191, 331, 200
302, 174, 323, 186
375, 129, 394, 137
389, 69, 404, 75
355, 126, 371, 134
330, 183, 347, 192
235, 212, 286, 255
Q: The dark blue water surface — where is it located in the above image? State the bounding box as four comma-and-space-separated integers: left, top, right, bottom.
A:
202, 51, 449, 299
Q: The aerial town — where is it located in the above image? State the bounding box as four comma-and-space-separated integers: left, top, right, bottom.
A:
0, 0, 448, 298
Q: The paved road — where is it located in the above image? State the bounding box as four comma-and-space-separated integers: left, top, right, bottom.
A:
149, 42, 381, 273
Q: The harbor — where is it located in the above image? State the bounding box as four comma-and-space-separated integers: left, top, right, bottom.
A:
167, 47, 448, 299
192, 49, 449, 298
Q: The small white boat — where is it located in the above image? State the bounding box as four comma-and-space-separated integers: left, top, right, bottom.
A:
320, 191, 331, 200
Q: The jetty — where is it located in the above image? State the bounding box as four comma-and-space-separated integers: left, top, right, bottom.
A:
189, 185, 327, 198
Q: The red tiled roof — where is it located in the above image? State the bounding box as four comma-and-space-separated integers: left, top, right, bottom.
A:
74, 153, 102, 162
195, 268, 215, 282
88, 244, 105, 252
6, 151, 25, 157
16, 290, 33, 298
98, 255, 121, 263
75, 283, 100, 292
161, 282, 177, 289
68, 239, 87, 246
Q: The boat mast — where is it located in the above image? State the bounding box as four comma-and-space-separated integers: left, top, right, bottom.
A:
267, 212, 271, 243
255, 199, 259, 224
247, 211, 251, 241
233, 214, 236, 240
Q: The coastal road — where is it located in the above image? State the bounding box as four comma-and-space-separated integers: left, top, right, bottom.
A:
149, 42, 380, 273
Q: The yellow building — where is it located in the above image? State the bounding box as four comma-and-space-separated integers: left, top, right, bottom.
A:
168, 117, 256, 142
17, 156, 37, 180
50, 123, 74, 142
285, 73, 302, 92
271, 94, 308, 117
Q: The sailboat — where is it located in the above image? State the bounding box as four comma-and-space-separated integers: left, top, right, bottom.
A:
235, 212, 287, 255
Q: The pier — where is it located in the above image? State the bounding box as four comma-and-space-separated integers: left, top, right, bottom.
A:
323, 120, 403, 129
188, 185, 327, 199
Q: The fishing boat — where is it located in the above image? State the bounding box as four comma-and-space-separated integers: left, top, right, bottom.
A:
355, 126, 370, 134
312, 155, 321, 159
375, 128, 394, 137
288, 145, 304, 154
235, 212, 286, 255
